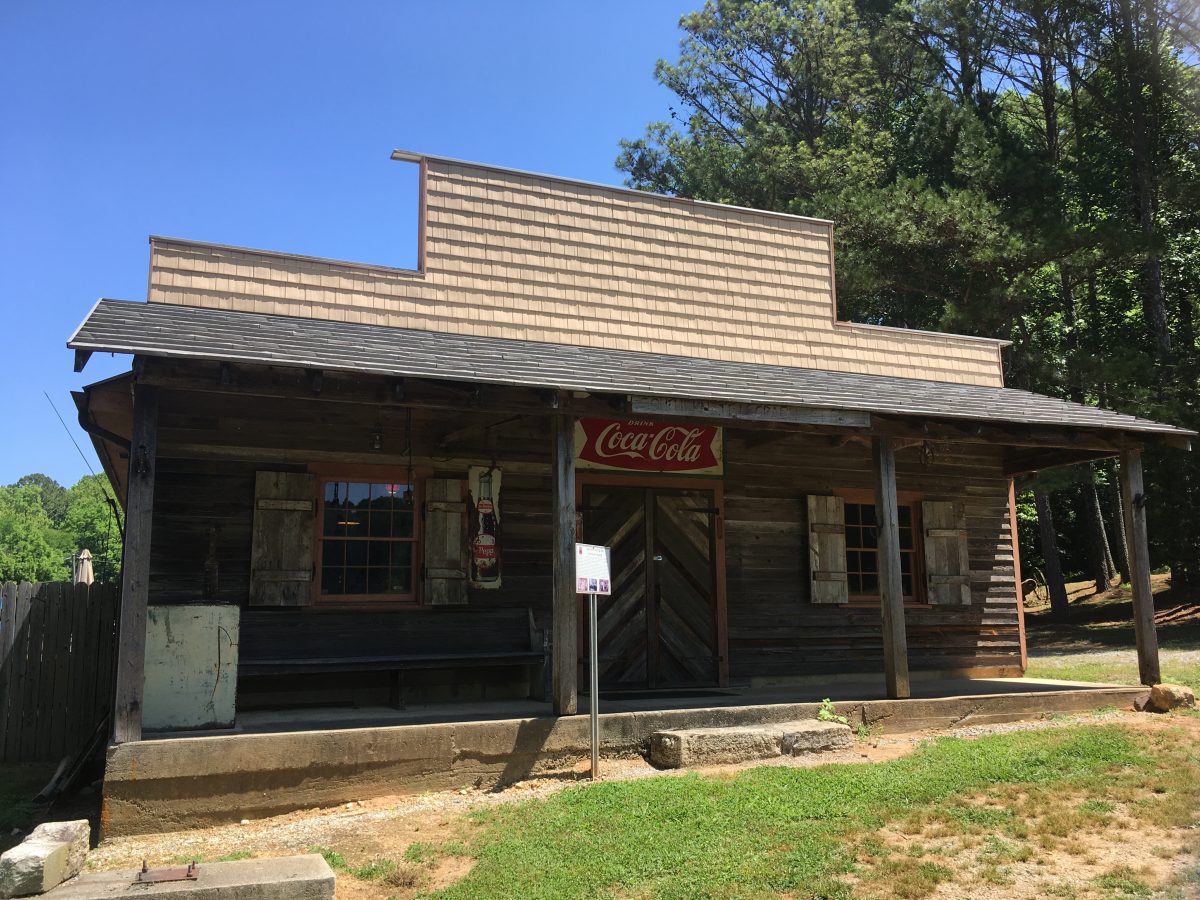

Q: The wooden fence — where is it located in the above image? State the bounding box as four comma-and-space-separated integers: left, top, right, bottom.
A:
0, 582, 120, 763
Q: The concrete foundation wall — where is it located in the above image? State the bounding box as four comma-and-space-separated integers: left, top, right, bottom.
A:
102, 685, 1142, 837
143, 605, 239, 731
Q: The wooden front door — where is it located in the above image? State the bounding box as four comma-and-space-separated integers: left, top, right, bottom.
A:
581, 484, 720, 690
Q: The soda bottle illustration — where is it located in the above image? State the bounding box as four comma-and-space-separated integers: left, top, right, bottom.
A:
472, 470, 500, 583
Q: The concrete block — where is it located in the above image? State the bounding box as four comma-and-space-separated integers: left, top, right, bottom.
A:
42, 855, 334, 899
650, 725, 783, 769
781, 721, 854, 755
0, 840, 71, 899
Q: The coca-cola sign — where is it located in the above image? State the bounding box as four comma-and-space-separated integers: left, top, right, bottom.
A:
574, 418, 723, 475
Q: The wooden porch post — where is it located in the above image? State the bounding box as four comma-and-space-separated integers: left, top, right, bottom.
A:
1119, 449, 1161, 685
112, 383, 158, 744
873, 436, 910, 699
551, 414, 578, 715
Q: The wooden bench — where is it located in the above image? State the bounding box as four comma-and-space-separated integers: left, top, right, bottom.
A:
238, 607, 546, 707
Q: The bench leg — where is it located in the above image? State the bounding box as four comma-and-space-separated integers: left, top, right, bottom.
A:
389, 670, 405, 710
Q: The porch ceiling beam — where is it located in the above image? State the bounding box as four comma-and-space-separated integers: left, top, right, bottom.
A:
627, 396, 871, 428
135, 358, 621, 419
1003, 447, 1119, 475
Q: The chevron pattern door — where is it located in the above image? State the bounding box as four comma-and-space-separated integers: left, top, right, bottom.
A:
581, 485, 718, 690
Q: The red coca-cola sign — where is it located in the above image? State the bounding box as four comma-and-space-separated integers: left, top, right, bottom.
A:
574, 418, 723, 475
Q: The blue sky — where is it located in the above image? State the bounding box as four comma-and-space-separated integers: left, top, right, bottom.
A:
0, 1, 693, 487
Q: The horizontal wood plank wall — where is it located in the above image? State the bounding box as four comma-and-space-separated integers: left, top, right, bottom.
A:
723, 430, 1021, 679
146, 389, 1019, 685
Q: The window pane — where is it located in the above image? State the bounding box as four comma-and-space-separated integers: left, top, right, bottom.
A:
861, 505, 876, 526
898, 505, 911, 526
392, 509, 414, 538
846, 550, 859, 574
389, 567, 413, 593
367, 568, 390, 594
845, 504, 860, 526
862, 573, 878, 593
392, 543, 413, 568
862, 551, 877, 573
321, 566, 344, 595
899, 526, 913, 551
346, 482, 370, 506
902, 574, 913, 596
900, 553, 912, 574
848, 573, 862, 594
846, 526, 862, 550
344, 568, 367, 594
368, 541, 391, 567
863, 527, 879, 550
323, 541, 345, 568
369, 511, 392, 537
346, 541, 368, 566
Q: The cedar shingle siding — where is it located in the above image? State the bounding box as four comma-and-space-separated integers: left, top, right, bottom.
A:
145, 157, 1008, 387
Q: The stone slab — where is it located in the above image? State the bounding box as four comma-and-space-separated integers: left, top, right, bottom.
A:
782, 720, 854, 755
43, 856, 333, 900
650, 725, 785, 768
1, 841, 71, 899
102, 685, 1145, 836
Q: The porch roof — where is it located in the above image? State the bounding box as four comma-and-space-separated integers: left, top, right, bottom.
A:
70, 299, 1192, 443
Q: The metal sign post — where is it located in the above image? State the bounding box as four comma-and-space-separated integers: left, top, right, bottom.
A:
575, 542, 612, 782
588, 590, 599, 781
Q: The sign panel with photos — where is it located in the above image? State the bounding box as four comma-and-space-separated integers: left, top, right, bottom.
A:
575, 543, 611, 595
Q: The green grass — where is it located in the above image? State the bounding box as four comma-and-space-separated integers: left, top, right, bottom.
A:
419, 726, 1156, 899
1025, 649, 1200, 691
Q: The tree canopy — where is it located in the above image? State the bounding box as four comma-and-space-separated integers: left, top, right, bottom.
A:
620, 0, 1200, 590
0, 474, 122, 584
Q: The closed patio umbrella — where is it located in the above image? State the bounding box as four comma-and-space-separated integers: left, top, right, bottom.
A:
74, 549, 94, 585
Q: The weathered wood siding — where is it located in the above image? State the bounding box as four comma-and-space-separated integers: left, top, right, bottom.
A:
723, 431, 1021, 678
145, 390, 1020, 683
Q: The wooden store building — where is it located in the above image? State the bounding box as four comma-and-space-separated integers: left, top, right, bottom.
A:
69, 151, 1192, 744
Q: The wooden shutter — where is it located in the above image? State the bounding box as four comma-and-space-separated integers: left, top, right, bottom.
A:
922, 500, 971, 605
424, 478, 468, 606
807, 495, 848, 604
249, 471, 316, 607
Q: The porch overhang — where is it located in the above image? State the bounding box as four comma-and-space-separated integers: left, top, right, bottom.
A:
70, 299, 1194, 485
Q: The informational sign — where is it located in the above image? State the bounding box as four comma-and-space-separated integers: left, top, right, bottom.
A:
575, 542, 611, 595
575, 418, 723, 476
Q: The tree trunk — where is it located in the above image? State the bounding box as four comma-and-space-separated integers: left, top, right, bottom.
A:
1080, 482, 1111, 591
1035, 488, 1071, 619
1093, 477, 1118, 583
1111, 476, 1131, 582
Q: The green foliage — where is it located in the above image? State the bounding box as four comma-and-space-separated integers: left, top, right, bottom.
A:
621, 0, 1200, 588
0, 474, 122, 583
817, 697, 849, 725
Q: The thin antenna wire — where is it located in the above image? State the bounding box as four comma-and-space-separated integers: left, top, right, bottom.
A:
44, 391, 98, 479
44, 390, 121, 580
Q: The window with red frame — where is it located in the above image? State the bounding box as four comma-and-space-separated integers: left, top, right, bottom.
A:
318, 478, 417, 602
844, 501, 920, 601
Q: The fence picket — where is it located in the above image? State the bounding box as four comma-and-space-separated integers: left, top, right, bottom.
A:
0, 582, 120, 763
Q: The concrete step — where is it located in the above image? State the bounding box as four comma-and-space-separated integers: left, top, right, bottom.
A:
42, 855, 334, 899
649, 719, 853, 768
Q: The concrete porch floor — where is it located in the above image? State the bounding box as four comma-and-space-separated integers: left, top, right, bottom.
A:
152, 674, 1140, 738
